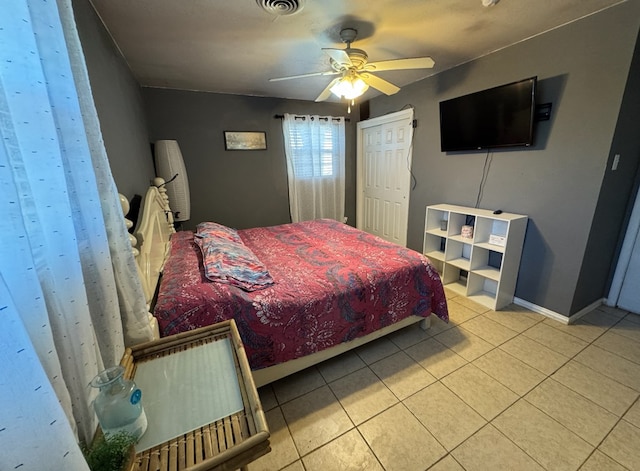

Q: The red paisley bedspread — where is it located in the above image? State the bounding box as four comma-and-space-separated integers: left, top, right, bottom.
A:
154, 219, 448, 370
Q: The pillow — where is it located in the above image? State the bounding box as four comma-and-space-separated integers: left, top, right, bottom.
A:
195, 221, 242, 243
194, 236, 274, 291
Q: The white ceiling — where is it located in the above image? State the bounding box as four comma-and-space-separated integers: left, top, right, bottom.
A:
89, 0, 626, 103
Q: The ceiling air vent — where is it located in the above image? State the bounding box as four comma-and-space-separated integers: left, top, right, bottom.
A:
257, 0, 304, 16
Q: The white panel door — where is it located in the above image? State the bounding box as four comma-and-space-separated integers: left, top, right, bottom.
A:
609, 185, 640, 316
618, 229, 640, 314
357, 109, 414, 246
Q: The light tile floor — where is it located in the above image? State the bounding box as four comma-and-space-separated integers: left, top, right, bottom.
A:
248, 291, 640, 471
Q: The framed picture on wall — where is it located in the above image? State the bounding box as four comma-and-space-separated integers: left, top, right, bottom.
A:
224, 131, 267, 151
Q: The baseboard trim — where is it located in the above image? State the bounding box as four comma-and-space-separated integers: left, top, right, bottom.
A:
513, 298, 570, 324
513, 297, 604, 325
566, 299, 606, 324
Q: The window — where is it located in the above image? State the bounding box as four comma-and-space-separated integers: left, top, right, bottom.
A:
286, 125, 339, 178
282, 114, 345, 223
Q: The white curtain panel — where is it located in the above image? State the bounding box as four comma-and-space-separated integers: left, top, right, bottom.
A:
0, 280, 90, 470
0, 0, 153, 467
282, 113, 346, 223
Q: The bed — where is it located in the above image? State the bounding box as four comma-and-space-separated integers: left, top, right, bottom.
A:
130, 179, 448, 387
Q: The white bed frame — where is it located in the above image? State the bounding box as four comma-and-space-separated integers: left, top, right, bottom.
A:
120, 177, 175, 340
126, 179, 431, 387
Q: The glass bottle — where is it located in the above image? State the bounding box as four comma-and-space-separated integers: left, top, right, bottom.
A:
90, 366, 147, 440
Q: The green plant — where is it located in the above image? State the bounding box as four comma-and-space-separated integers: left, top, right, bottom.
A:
82, 431, 136, 471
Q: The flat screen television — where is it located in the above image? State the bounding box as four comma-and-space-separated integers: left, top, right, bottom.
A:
439, 77, 537, 152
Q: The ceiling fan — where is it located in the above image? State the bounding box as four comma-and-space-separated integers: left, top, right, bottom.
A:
270, 28, 435, 104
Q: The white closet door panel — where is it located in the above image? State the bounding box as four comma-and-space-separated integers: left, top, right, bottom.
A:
357, 109, 413, 246
618, 228, 640, 314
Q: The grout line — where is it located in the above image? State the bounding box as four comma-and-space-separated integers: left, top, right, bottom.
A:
262, 303, 637, 470
354, 426, 386, 471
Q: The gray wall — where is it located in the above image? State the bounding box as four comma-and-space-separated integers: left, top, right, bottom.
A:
573, 30, 640, 313
366, 1, 640, 316
141, 88, 358, 231
73, 0, 155, 201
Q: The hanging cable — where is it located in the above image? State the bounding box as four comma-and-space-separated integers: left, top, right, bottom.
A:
373, 104, 418, 190
475, 150, 493, 208
407, 122, 417, 191
156, 173, 179, 187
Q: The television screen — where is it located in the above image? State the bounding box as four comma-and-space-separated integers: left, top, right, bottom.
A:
439, 77, 537, 152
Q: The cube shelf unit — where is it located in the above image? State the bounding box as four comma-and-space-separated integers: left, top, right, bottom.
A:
424, 204, 528, 310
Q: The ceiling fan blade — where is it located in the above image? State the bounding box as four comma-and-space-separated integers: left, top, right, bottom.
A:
270, 70, 338, 82
322, 48, 353, 67
359, 73, 400, 96
366, 57, 435, 72
315, 77, 341, 102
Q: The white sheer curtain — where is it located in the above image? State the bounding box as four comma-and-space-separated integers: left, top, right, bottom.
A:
0, 0, 153, 468
282, 113, 346, 223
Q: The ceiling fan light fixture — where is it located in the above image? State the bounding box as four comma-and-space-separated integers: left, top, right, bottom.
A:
270, 26, 434, 102
330, 75, 369, 100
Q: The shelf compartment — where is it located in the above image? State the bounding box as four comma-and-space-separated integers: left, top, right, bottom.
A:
467, 273, 497, 307
442, 265, 467, 296
426, 228, 448, 238
445, 239, 472, 271
423, 233, 446, 261
468, 273, 497, 292
425, 208, 450, 235
427, 259, 444, 277
467, 291, 498, 309
449, 234, 475, 244
470, 246, 503, 277
446, 279, 468, 296
473, 266, 500, 281
447, 212, 469, 238
475, 217, 508, 247
445, 239, 471, 258
447, 257, 471, 271
474, 241, 506, 253
425, 250, 446, 262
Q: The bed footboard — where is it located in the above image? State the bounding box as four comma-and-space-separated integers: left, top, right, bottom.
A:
251, 315, 430, 388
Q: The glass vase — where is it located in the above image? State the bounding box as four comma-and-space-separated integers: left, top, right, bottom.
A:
91, 366, 147, 440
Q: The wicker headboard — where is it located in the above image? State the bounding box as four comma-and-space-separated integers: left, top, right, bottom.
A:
121, 177, 175, 340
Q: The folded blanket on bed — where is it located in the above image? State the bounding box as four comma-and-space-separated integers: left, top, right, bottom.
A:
194, 223, 274, 291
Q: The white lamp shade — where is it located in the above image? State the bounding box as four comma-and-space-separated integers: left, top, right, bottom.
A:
330, 76, 369, 100
154, 140, 191, 222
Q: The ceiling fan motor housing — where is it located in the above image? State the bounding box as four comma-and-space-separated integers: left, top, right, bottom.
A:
331, 48, 368, 71
339, 28, 358, 43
